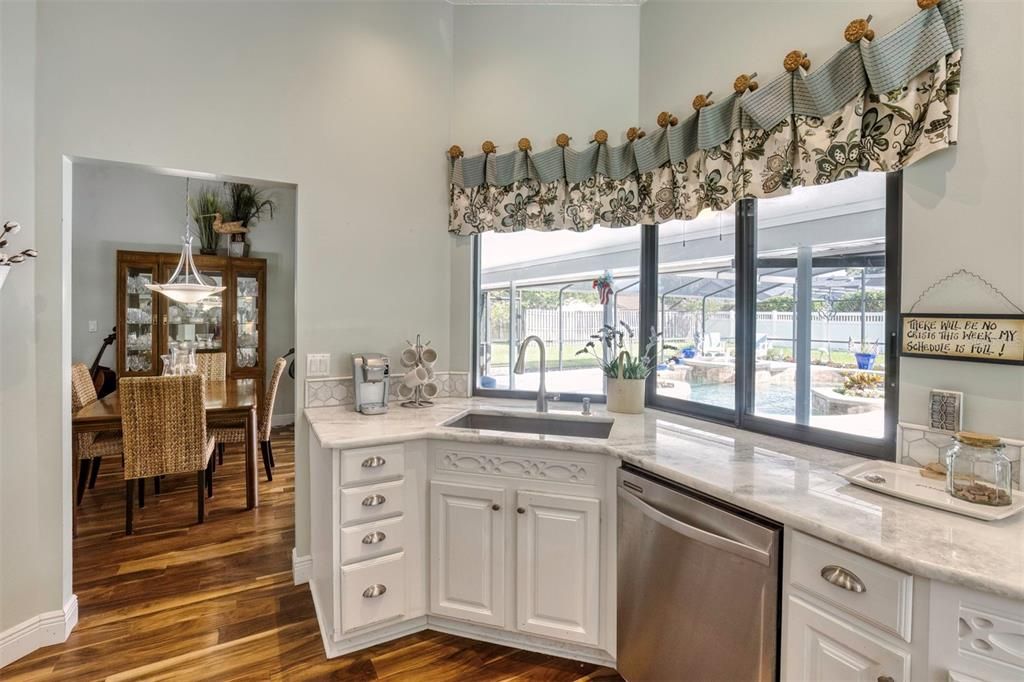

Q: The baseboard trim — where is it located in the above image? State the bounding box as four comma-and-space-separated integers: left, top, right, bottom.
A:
0, 595, 78, 668
427, 616, 615, 668
272, 413, 295, 428
292, 548, 312, 585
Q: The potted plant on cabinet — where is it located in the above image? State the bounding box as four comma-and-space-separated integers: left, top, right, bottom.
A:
190, 187, 223, 255
222, 183, 275, 257
577, 322, 674, 414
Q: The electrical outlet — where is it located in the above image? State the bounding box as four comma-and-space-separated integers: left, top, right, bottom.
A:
88, 320, 98, 333
307, 353, 331, 377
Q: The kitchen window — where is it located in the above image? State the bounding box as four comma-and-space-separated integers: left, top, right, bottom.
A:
644, 171, 901, 458
472, 172, 900, 459
474, 225, 643, 400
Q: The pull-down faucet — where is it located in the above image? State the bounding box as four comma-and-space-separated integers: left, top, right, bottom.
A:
513, 335, 558, 413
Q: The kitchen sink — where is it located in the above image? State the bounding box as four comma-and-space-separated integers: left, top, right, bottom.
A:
443, 411, 614, 439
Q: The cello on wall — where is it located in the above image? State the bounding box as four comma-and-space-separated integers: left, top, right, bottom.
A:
90, 327, 117, 398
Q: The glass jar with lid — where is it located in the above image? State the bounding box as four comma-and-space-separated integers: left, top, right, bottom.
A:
947, 432, 1013, 506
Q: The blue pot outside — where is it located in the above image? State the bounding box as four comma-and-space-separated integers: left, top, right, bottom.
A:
656, 363, 668, 371
480, 375, 497, 388
682, 348, 697, 359
854, 352, 876, 370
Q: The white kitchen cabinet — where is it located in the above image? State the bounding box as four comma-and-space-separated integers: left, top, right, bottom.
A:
430, 480, 507, 627
785, 594, 910, 682
515, 490, 600, 646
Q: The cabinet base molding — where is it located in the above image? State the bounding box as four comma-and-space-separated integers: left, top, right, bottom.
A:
308, 582, 614, 666
0, 595, 78, 668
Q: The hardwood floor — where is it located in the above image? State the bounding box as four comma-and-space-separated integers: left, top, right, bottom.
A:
3, 427, 622, 681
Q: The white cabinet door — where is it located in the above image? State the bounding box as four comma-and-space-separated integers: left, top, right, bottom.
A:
784, 595, 910, 682
430, 481, 506, 627
515, 490, 600, 646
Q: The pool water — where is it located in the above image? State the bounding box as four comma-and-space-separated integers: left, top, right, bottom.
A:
687, 382, 796, 415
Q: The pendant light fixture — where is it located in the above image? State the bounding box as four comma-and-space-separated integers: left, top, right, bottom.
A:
146, 177, 226, 304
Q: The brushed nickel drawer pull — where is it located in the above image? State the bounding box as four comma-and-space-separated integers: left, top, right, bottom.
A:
820, 565, 866, 593
361, 456, 386, 468
362, 494, 386, 507
362, 531, 386, 544
362, 584, 387, 598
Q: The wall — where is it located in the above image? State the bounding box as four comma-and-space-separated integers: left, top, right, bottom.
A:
448, 3, 641, 372
70, 162, 297, 417
0, 0, 54, 636
2, 0, 454, 635
639, 0, 1024, 437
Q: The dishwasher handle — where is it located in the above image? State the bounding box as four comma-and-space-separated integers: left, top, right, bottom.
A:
618, 488, 773, 566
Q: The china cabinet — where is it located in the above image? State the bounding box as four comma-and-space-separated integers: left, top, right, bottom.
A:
116, 250, 267, 387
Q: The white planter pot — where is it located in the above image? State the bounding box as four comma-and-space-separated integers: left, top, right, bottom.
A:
0, 265, 9, 291
606, 377, 645, 414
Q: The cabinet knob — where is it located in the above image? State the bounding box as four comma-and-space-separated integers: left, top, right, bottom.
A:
517, 507, 526, 514
362, 584, 387, 599
877, 677, 894, 682
491, 503, 501, 511
362, 531, 386, 545
820, 565, 866, 593
361, 456, 386, 468
362, 494, 387, 507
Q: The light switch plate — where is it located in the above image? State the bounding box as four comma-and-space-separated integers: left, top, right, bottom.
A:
307, 353, 331, 377
88, 320, 98, 333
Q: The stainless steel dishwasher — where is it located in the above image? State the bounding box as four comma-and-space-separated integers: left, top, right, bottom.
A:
617, 466, 781, 682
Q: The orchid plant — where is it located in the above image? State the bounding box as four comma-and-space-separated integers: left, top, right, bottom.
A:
0, 220, 37, 266
576, 322, 676, 380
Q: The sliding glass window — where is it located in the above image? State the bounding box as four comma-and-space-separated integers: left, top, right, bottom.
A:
654, 210, 737, 418
645, 171, 900, 458
475, 226, 642, 399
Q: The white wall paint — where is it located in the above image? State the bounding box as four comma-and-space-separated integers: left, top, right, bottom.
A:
640, 0, 1024, 437
448, 3, 641, 370
0, 0, 56, 635
70, 163, 297, 416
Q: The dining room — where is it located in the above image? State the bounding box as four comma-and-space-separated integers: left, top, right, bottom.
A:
67, 158, 297, 579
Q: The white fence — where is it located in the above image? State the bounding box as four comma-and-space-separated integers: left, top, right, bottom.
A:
487, 308, 884, 352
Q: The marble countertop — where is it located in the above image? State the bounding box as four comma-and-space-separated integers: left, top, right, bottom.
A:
305, 398, 1024, 601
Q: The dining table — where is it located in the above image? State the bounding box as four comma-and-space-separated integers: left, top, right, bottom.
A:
72, 378, 261, 521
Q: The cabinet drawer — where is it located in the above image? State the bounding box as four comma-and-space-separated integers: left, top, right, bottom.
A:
339, 552, 405, 635
340, 515, 405, 565
789, 531, 913, 642
340, 480, 405, 527
340, 444, 405, 486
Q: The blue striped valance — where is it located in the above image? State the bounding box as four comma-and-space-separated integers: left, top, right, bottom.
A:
448, 0, 963, 235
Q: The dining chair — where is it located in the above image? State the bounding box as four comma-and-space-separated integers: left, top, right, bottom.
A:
209, 357, 287, 482
196, 352, 227, 381
71, 363, 123, 505
119, 374, 216, 535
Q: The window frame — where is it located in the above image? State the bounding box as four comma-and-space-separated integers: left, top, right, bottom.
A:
642, 172, 902, 459
471, 172, 902, 459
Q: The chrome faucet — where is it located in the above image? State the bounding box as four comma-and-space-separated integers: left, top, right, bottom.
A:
514, 335, 558, 413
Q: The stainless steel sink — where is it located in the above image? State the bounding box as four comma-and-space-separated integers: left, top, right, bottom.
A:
444, 411, 614, 439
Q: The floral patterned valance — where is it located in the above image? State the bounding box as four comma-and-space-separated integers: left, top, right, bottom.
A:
448, 0, 963, 235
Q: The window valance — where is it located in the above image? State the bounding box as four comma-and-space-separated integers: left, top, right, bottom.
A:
448, 0, 962, 235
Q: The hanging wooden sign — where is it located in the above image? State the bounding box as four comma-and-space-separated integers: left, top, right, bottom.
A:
900, 313, 1024, 365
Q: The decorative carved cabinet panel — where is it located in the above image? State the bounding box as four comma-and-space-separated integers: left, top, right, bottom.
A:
116, 250, 267, 388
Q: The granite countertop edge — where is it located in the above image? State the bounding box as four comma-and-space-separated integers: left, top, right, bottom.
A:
304, 400, 1024, 601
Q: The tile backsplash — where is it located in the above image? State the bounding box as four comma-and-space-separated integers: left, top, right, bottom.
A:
898, 423, 1022, 490
306, 372, 471, 409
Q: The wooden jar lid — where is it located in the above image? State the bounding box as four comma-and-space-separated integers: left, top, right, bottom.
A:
954, 431, 1003, 448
